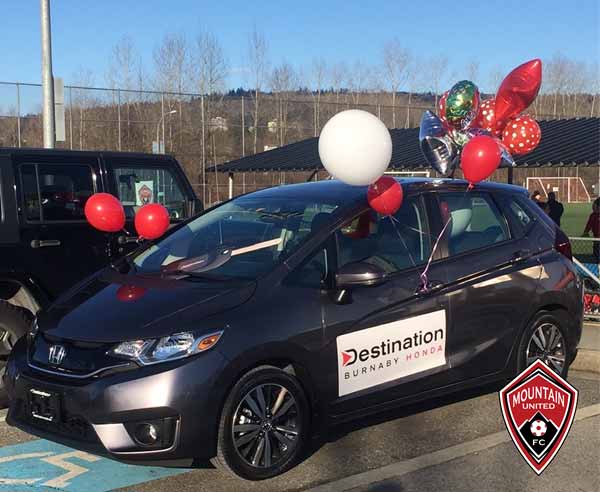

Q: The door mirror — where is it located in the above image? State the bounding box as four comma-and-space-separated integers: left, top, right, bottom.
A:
335, 262, 387, 289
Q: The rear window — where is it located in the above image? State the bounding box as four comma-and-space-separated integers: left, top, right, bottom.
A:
439, 192, 510, 256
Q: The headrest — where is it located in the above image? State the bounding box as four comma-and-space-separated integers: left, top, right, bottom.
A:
442, 196, 473, 238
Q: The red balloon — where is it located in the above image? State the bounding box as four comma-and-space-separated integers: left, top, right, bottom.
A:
135, 203, 170, 240
367, 176, 404, 215
438, 90, 450, 128
472, 98, 500, 135
84, 193, 125, 232
116, 285, 147, 302
494, 59, 542, 133
461, 135, 502, 186
502, 115, 542, 155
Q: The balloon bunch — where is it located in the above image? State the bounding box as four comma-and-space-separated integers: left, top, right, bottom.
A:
420, 59, 543, 186
319, 109, 403, 215
84, 193, 170, 240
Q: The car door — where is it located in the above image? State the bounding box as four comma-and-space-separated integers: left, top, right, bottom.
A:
0, 154, 19, 245
434, 190, 542, 383
103, 155, 197, 254
321, 193, 454, 417
15, 154, 109, 300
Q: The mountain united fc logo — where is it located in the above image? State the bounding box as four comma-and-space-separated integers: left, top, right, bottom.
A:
499, 359, 578, 474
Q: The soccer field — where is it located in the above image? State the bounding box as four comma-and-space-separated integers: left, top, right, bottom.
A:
562, 203, 592, 237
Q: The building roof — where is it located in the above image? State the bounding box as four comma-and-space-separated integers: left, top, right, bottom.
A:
219, 117, 600, 173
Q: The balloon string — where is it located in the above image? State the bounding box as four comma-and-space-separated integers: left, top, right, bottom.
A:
388, 215, 418, 271
419, 183, 472, 293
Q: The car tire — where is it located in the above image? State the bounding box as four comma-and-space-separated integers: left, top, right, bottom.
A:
517, 310, 571, 378
0, 301, 32, 408
212, 365, 310, 480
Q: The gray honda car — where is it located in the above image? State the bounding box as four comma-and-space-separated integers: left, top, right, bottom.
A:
4, 178, 582, 480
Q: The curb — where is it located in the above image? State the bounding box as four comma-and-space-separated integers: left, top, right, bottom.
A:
571, 349, 600, 374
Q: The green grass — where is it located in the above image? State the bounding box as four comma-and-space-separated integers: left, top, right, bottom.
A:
561, 203, 592, 237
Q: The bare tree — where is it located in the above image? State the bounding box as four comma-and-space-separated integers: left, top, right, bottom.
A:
488, 66, 504, 93
347, 60, 369, 106
466, 60, 480, 83
405, 59, 420, 128
382, 39, 410, 128
427, 55, 449, 109
330, 62, 347, 109
247, 27, 269, 154
271, 61, 298, 145
71, 68, 95, 149
194, 32, 228, 96
311, 57, 327, 135
545, 54, 571, 117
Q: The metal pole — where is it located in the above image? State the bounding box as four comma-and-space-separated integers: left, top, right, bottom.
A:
241, 96, 245, 157
201, 95, 206, 205
117, 89, 122, 151
228, 173, 234, 200
68, 86, 73, 149
40, 0, 55, 148
16, 83, 21, 147
161, 93, 165, 153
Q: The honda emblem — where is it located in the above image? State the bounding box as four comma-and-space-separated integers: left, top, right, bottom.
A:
48, 345, 66, 366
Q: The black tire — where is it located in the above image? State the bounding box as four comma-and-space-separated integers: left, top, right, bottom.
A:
212, 365, 310, 480
517, 310, 571, 378
0, 301, 32, 408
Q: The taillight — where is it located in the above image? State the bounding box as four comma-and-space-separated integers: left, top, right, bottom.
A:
555, 230, 572, 260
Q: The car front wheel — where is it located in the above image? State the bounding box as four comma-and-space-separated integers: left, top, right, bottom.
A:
213, 365, 309, 480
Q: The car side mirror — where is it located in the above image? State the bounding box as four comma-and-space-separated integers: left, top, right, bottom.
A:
335, 261, 387, 289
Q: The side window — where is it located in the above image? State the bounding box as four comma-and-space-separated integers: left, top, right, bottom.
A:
20, 163, 94, 221
336, 197, 431, 274
440, 192, 510, 256
112, 166, 187, 220
505, 196, 536, 238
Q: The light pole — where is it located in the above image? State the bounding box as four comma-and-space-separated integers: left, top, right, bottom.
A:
156, 110, 177, 154
40, 0, 55, 148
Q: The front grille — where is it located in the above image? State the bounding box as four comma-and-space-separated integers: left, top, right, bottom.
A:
29, 334, 129, 378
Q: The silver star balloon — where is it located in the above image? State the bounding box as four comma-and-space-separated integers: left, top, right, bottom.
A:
419, 111, 460, 177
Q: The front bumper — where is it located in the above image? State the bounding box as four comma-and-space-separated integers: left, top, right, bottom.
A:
4, 337, 229, 463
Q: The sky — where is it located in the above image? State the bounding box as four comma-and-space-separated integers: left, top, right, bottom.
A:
0, 0, 598, 108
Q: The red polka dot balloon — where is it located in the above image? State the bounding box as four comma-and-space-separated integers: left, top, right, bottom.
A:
438, 90, 450, 128
472, 98, 499, 135
501, 115, 541, 155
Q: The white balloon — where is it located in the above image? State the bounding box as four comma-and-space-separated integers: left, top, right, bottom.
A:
318, 110, 392, 186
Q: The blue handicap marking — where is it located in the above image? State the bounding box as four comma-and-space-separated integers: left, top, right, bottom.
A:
0, 439, 188, 492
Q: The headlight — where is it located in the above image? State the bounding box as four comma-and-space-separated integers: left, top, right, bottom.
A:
110, 331, 223, 365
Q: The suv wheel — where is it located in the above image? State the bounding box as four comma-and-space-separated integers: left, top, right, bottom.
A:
518, 311, 571, 378
0, 301, 32, 407
213, 365, 309, 480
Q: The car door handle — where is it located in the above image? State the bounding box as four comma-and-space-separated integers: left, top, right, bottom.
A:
30, 239, 61, 249
117, 235, 140, 245
512, 249, 532, 262
416, 280, 445, 294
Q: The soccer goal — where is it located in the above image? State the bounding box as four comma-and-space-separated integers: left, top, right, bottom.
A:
525, 177, 591, 203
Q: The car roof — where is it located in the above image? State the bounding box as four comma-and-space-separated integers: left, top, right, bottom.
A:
0, 147, 175, 161
245, 177, 527, 205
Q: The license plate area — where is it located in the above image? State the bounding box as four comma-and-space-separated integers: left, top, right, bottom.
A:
29, 388, 60, 423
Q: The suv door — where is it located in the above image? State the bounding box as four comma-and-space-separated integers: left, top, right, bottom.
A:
0, 154, 19, 244
103, 156, 197, 246
16, 155, 108, 300
435, 190, 542, 382
321, 194, 453, 417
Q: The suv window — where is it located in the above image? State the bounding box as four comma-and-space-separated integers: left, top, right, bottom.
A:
20, 163, 95, 221
439, 192, 510, 256
112, 165, 187, 220
336, 196, 431, 274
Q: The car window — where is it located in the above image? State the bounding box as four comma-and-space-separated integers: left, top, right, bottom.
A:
20, 163, 95, 222
112, 165, 188, 220
439, 192, 510, 256
133, 195, 338, 280
336, 196, 431, 274
505, 196, 536, 238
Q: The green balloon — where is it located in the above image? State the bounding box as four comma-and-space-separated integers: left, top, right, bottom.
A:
445, 80, 480, 129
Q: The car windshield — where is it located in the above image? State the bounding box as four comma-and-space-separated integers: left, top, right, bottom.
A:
133, 194, 339, 279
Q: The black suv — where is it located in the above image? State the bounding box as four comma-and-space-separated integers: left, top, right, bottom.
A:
5, 178, 582, 480
0, 148, 201, 402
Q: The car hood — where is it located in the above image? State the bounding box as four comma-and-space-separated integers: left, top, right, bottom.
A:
40, 269, 256, 343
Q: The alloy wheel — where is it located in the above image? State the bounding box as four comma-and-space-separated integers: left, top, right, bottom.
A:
526, 322, 566, 374
231, 383, 300, 469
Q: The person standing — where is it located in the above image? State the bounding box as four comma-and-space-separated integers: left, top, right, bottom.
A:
531, 190, 546, 210
546, 192, 564, 227
583, 198, 600, 262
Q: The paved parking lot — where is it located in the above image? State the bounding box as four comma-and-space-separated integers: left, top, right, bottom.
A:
0, 371, 598, 492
